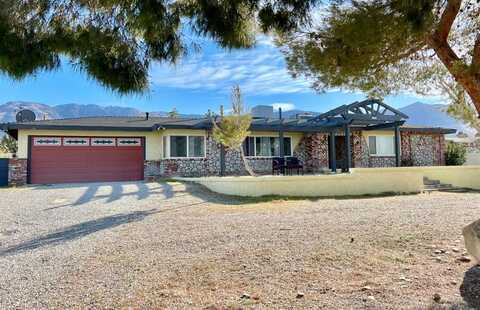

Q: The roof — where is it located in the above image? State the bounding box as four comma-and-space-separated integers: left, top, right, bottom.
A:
0, 115, 456, 134
0, 116, 212, 132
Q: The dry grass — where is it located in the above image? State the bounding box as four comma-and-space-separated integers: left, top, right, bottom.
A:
0, 181, 478, 309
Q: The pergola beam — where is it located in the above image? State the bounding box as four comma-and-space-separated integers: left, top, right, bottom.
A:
364, 120, 406, 130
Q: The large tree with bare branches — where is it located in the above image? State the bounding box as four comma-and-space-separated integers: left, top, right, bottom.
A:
282, 0, 480, 118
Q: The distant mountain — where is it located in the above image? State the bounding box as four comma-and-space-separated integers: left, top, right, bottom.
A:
399, 102, 473, 136
0, 101, 201, 123
54, 104, 143, 119
0, 101, 60, 122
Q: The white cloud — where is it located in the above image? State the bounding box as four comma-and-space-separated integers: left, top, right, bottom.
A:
271, 102, 296, 111
149, 40, 312, 96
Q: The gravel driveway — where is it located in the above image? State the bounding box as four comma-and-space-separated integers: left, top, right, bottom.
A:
0, 181, 479, 309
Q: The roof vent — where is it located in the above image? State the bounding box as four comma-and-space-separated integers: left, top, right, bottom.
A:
296, 113, 315, 120
251, 105, 274, 119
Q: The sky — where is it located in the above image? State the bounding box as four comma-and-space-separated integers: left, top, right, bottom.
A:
0, 36, 444, 114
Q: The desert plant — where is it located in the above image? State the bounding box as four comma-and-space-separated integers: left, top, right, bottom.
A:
445, 142, 466, 166
211, 85, 254, 176
0, 134, 17, 154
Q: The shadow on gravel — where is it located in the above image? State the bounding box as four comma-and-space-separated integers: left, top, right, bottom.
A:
0, 209, 159, 257
460, 265, 480, 309
43, 182, 175, 210
182, 181, 421, 205
1, 199, 209, 257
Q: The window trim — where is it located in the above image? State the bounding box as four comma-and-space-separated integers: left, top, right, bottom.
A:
243, 135, 293, 158
163, 134, 207, 159
366, 134, 396, 157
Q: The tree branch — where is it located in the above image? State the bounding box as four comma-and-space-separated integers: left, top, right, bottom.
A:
435, 0, 462, 42
473, 33, 480, 73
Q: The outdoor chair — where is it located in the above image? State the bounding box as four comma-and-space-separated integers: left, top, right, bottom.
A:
272, 157, 286, 175
286, 157, 304, 175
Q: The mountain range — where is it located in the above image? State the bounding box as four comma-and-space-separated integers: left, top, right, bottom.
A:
0, 101, 200, 122
0, 101, 473, 137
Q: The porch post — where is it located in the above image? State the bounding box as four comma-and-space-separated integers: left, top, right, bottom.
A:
219, 106, 226, 176
329, 131, 336, 173
394, 124, 401, 167
220, 145, 226, 176
343, 124, 351, 172
278, 108, 285, 159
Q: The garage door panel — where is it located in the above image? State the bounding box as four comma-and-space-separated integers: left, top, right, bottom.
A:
30, 136, 144, 184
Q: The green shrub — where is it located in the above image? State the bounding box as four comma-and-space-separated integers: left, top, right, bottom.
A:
445, 142, 467, 166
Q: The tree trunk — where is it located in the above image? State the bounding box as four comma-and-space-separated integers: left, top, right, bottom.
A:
427, 0, 480, 114
239, 147, 256, 176
430, 39, 480, 114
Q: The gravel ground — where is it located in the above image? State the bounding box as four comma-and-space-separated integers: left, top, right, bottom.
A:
0, 181, 479, 309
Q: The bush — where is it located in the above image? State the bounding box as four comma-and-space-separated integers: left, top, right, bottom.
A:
0, 135, 17, 154
445, 142, 467, 166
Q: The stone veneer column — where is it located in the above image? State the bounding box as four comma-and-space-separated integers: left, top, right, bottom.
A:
8, 158, 27, 186
295, 133, 329, 173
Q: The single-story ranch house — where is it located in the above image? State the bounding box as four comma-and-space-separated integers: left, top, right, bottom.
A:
0, 99, 455, 185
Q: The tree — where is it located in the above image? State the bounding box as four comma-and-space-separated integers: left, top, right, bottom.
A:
0, 135, 17, 154
168, 108, 179, 118
211, 85, 254, 176
1, 0, 317, 94
281, 0, 480, 115
445, 141, 467, 165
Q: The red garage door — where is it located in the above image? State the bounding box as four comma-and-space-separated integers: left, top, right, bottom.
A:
30, 136, 144, 184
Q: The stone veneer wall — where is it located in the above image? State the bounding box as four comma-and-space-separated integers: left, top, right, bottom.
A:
144, 130, 447, 179
144, 135, 277, 179
325, 130, 446, 169
400, 131, 445, 166
8, 158, 27, 186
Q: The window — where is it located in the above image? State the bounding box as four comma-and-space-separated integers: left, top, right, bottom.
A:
167, 136, 205, 158
188, 136, 205, 157
242, 136, 292, 157
368, 135, 395, 156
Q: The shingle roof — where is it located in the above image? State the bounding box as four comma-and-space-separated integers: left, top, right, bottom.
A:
0, 116, 456, 134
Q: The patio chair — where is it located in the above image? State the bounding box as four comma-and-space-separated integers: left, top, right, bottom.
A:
272, 157, 286, 175
286, 157, 304, 175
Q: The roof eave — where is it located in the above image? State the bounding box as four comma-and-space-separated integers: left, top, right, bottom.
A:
1, 123, 156, 132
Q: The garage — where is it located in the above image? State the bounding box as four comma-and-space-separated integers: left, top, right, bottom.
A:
29, 136, 144, 184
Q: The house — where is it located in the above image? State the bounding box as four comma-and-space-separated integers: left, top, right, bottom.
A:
0, 99, 455, 185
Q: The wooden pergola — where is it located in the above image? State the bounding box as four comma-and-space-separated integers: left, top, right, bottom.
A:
306, 99, 409, 173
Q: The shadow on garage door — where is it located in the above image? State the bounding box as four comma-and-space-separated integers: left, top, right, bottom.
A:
0, 159, 8, 187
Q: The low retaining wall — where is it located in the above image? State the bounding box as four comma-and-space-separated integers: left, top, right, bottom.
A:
181, 169, 424, 197
353, 166, 480, 190
181, 166, 480, 197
